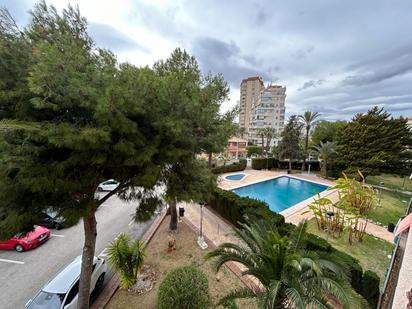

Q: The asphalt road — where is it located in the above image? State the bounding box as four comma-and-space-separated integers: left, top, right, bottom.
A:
0, 192, 156, 309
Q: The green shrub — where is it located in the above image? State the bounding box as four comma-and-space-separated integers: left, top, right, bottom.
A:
361, 270, 380, 308
305, 233, 332, 252
207, 187, 284, 228
329, 248, 363, 294
158, 266, 211, 309
247, 145, 262, 156
251, 157, 278, 170
211, 159, 246, 174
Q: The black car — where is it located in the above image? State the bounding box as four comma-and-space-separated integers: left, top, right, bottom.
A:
40, 211, 66, 230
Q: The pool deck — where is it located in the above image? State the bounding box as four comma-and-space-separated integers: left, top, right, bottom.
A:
218, 169, 393, 242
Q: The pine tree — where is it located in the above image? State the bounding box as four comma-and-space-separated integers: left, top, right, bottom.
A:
0, 2, 234, 307
336, 107, 412, 176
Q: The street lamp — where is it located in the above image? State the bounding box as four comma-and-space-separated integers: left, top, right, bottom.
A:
378, 181, 384, 206
197, 201, 208, 250
326, 211, 334, 241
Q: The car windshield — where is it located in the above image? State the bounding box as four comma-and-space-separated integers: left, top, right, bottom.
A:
28, 291, 65, 309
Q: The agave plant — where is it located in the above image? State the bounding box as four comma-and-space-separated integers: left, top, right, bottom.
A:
207, 221, 367, 309
107, 233, 145, 289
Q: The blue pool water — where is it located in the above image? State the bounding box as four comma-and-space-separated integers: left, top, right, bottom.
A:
225, 174, 246, 181
232, 176, 328, 212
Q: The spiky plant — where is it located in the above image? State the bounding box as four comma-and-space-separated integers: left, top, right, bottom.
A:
206, 221, 368, 309
107, 233, 145, 289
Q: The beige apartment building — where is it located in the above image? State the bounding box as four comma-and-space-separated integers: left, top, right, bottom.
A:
248, 84, 286, 148
239, 76, 265, 132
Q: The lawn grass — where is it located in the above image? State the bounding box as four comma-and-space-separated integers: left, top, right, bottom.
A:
306, 219, 394, 281
106, 218, 256, 309
366, 173, 412, 191
367, 190, 411, 226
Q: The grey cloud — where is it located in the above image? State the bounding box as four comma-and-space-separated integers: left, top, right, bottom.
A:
88, 22, 149, 53
292, 46, 315, 60
190, 37, 273, 86
343, 41, 412, 86
298, 79, 325, 91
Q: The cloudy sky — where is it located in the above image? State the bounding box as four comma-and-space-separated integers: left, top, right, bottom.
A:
2, 0, 412, 120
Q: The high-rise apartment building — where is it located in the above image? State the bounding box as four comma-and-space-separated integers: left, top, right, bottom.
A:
248, 85, 286, 148
239, 76, 264, 132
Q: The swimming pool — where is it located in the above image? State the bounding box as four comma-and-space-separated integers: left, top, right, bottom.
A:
232, 176, 328, 212
225, 173, 246, 181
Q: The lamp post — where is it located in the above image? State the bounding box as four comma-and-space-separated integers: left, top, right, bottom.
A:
326, 211, 334, 241
378, 181, 384, 206
197, 201, 208, 250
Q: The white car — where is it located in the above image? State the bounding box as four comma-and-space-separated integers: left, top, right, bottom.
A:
25, 256, 106, 309
97, 179, 119, 192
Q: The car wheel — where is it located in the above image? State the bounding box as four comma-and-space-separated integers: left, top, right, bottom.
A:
54, 223, 62, 230
94, 273, 105, 292
15, 244, 24, 252
97, 187, 103, 192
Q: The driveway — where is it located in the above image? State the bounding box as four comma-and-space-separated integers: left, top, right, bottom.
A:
0, 193, 155, 308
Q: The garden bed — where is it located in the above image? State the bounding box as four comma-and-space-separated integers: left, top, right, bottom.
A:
306, 218, 394, 281
106, 217, 255, 308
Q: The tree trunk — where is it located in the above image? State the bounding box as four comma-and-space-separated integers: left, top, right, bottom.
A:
302, 127, 309, 172
261, 136, 264, 155
78, 208, 97, 309
169, 198, 178, 230
208, 153, 212, 169
324, 160, 328, 178
266, 138, 271, 154
288, 159, 292, 174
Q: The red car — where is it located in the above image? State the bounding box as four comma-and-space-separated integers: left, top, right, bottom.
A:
0, 226, 51, 252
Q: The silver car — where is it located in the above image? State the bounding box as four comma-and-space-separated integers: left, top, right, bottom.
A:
25, 256, 106, 309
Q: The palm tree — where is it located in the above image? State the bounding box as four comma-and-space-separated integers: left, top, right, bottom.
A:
263, 127, 277, 154
237, 126, 247, 139
312, 141, 336, 178
257, 128, 266, 156
207, 221, 366, 309
299, 111, 320, 172
107, 233, 145, 289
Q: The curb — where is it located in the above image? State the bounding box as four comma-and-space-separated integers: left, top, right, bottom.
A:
91, 210, 168, 309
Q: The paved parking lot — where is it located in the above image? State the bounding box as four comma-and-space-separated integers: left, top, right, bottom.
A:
0, 193, 155, 308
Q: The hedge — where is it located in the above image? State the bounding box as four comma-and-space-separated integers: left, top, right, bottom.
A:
158, 266, 211, 309
251, 157, 278, 170
305, 233, 332, 252
251, 159, 321, 171
207, 187, 284, 228
211, 159, 247, 174
329, 248, 364, 294
361, 271, 380, 308
304, 235, 380, 301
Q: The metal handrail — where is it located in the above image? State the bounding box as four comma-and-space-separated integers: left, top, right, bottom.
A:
377, 197, 412, 308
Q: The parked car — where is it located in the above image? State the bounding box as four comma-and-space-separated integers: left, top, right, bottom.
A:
40, 210, 66, 230
25, 255, 106, 309
97, 179, 119, 192
0, 225, 51, 252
